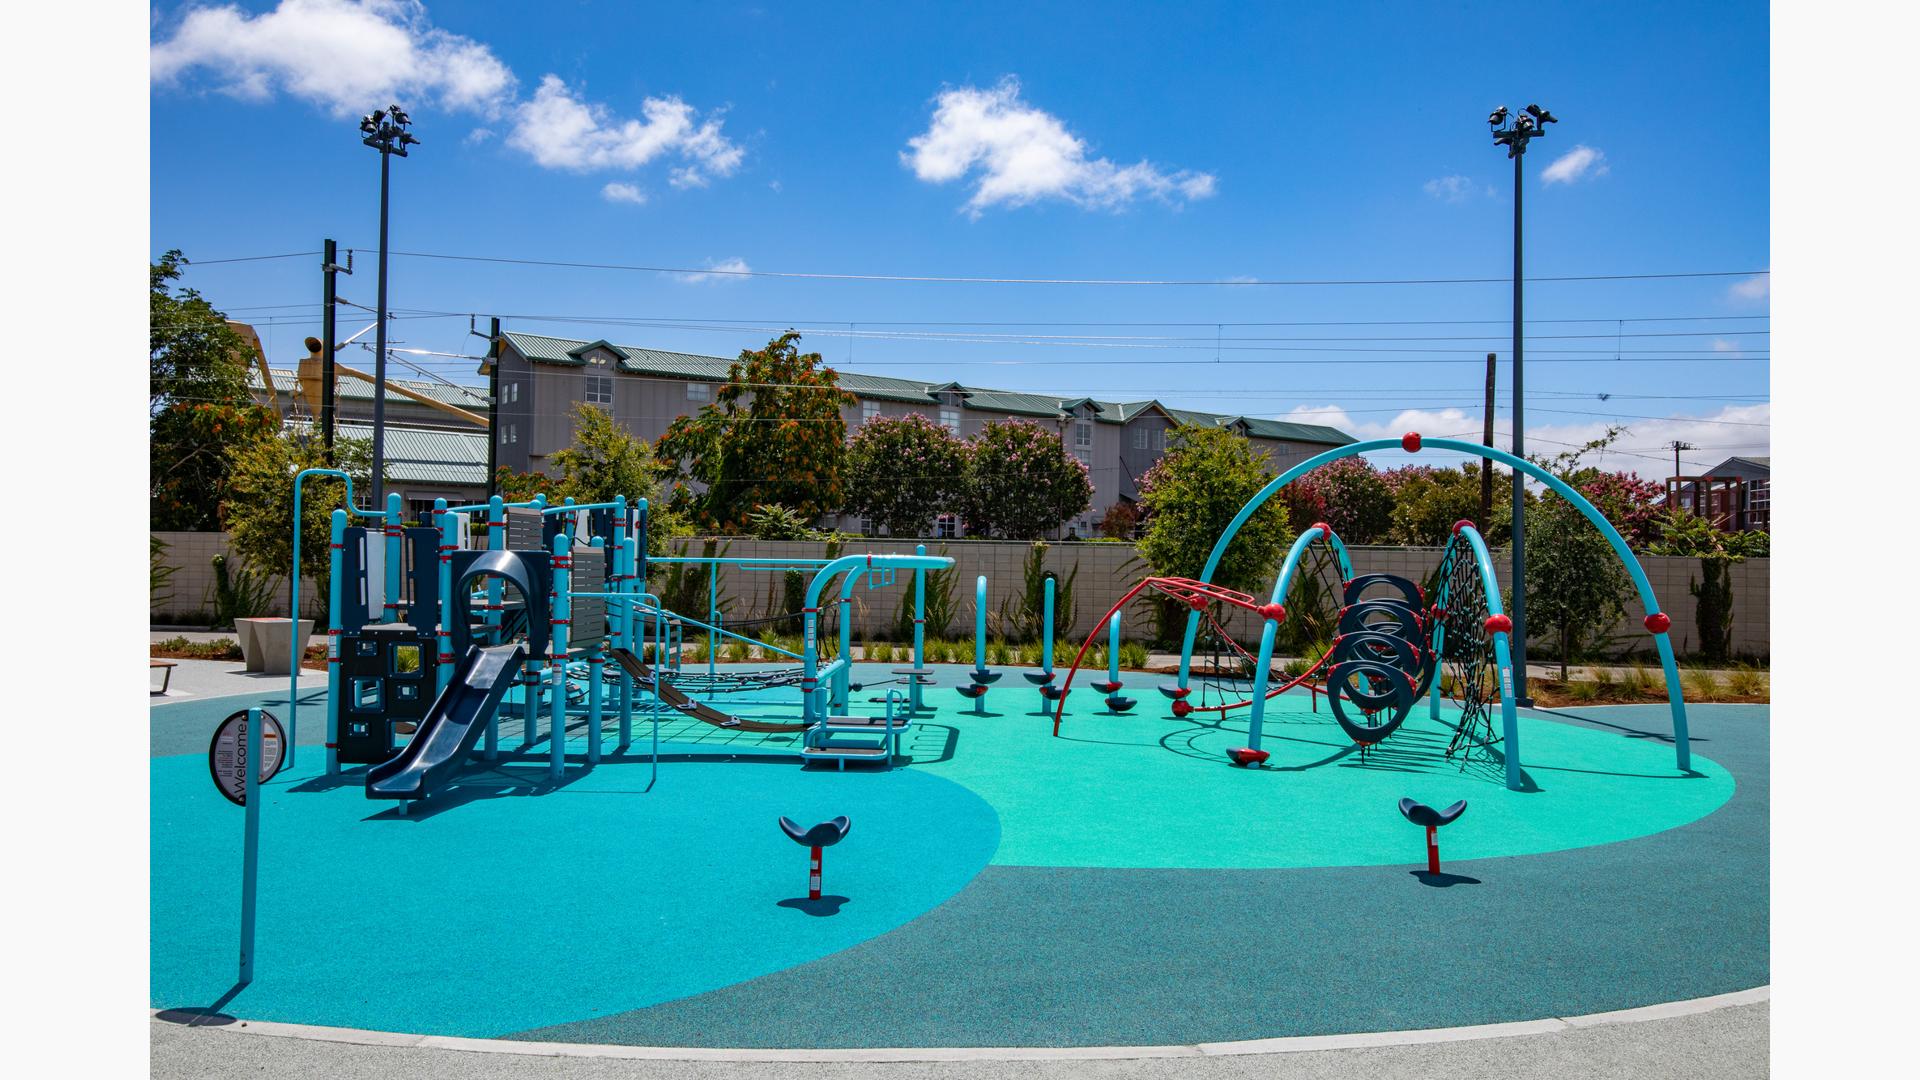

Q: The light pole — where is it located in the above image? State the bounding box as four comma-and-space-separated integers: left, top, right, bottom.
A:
1488, 103, 1555, 706
359, 104, 420, 505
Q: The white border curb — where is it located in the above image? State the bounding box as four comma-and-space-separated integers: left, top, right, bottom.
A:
153, 985, 1768, 1062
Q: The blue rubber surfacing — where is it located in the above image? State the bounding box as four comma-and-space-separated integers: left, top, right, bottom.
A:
149, 681, 1765, 1046
150, 741, 1000, 1037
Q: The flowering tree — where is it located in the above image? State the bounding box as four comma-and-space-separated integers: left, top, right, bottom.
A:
1382, 462, 1515, 546
841, 413, 966, 536
1576, 470, 1666, 549
959, 420, 1093, 540
1282, 457, 1394, 544
654, 333, 854, 531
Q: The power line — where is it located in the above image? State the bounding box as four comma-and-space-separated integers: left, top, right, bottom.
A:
367, 248, 1770, 288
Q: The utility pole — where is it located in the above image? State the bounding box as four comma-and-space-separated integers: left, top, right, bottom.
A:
358, 105, 420, 504
319, 239, 348, 462
1481, 352, 1496, 527
1488, 102, 1556, 707
485, 317, 501, 496
1669, 439, 1696, 513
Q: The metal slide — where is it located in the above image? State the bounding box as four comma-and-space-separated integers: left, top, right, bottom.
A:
366, 643, 528, 801
607, 648, 811, 733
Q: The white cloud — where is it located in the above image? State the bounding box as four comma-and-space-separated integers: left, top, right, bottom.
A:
150, 0, 515, 117
1540, 144, 1609, 184
152, 1, 742, 193
902, 78, 1216, 216
1285, 402, 1770, 480
1424, 175, 1474, 203
507, 76, 742, 185
1728, 273, 1770, 302
601, 182, 647, 205
674, 257, 752, 284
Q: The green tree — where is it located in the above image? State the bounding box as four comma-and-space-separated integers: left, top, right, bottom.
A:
1282, 457, 1393, 544
958, 420, 1093, 540
655, 333, 854, 530
1137, 425, 1293, 592
1384, 463, 1514, 546
150, 250, 277, 528
842, 413, 966, 536
221, 432, 375, 610
1523, 498, 1630, 677
548, 402, 664, 505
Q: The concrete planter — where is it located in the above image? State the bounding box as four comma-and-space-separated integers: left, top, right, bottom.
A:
234, 618, 315, 675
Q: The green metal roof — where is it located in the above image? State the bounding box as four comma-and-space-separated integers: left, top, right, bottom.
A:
497, 333, 1353, 445
333, 422, 489, 486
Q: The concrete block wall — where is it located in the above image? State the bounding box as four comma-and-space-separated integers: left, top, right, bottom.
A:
154, 531, 1768, 657
151, 531, 325, 622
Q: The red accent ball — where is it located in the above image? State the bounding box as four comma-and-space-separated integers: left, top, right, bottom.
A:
1311, 521, 1333, 537
1644, 612, 1672, 634
1188, 595, 1208, 611
1258, 603, 1287, 622
1171, 700, 1194, 717
1484, 613, 1513, 635
1453, 519, 1475, 535
1402, 432, 1423, 453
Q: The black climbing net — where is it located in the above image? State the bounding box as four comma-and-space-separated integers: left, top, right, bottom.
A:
1435, 541, 1501, 767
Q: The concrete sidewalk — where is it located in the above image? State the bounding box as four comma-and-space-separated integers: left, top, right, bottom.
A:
152, 1000, 1767, 1080
149, 657, 326, 703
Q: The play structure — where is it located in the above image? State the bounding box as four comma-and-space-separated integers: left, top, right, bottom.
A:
1056, 433, 1694, 792
1399, 797, 1468, 875
286, 469, 956, 808
779, 815, 853, 902
955, 575, 1002, 713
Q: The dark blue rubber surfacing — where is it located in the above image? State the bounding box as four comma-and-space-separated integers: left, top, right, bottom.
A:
511, 703, 1767, 1048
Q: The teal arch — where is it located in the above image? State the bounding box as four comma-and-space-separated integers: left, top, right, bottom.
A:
1178, 436, 1691, 776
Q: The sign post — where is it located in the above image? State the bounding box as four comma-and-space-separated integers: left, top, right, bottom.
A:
209, 708, 285, 985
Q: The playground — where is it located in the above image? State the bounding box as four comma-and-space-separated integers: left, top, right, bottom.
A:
149, 436, 1769, 1052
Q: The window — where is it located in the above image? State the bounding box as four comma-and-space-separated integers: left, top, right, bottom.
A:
1074, 421, 1093, 450
585, 374, 613, 405
936, 514, 957, 539
587, 352, 609, 366
687, 381, 711, 402
862, 400, 881, 425
508, 424, 518, 444
859, 518, 875, 536
509, 383, 519, 403
939, 408, 960, 433
1132, 427, 1149, 450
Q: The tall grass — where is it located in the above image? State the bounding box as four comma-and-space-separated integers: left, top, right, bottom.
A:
1118, 641, 1149, 669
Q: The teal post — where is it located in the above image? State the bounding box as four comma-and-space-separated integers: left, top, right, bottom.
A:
483, 495, 504, 760
912, 544, 927, 711
1458, 524, 1524, 790
973, 576, 989, 672
237, 706, 263, 985
435, 502, 455, 693
1244, 526, 1344, 754
617, 533, 637, 752
324, 510, 347, 776
1107, 608, 1123, 688
1042, 575, 1056, 672
383, 491, 404, 624
587, 535, 605, 767
549, 532, 571, 781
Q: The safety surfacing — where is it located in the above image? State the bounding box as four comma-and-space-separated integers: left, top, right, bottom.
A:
150, 664, 1765, 1046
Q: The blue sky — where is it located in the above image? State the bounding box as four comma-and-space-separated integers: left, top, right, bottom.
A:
149, 0, 1769, 477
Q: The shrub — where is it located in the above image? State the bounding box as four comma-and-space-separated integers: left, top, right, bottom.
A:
209, 553, 278, 628
987, 639, 1012, 667
1683, 668, 1720, 700
1119, 641, 1150, 670
1727, 664, 1768, 697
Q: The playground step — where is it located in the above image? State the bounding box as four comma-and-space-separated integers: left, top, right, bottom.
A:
800, 743, 889, 756
823, 714, 907, 730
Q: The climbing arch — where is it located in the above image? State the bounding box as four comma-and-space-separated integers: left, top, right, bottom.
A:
1175, 433, 1692, 778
